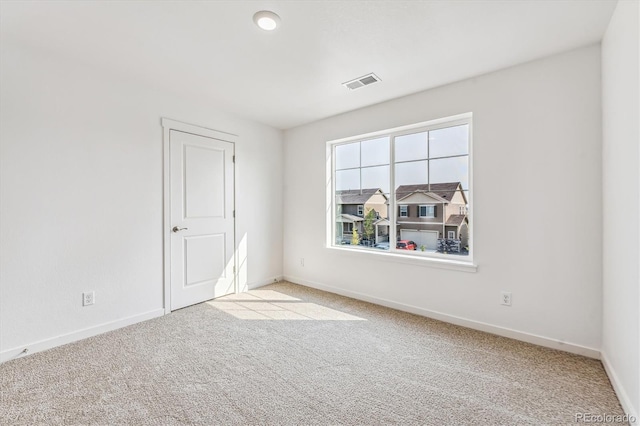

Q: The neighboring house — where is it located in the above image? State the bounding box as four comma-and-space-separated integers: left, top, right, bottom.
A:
336, 188, 389, 244
395, 182, 469, 250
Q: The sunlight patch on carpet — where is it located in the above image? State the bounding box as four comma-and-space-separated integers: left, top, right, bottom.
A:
206, 290, 366, 321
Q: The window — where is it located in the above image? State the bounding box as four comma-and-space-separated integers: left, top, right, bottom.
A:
330, 113, 472, 261
419, 205, 435, 218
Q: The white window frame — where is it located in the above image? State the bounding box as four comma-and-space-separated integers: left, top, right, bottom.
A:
357, 205, 364, 216
326, 112, 474, 271
399, 205, 408, 217
448, 231, 456, 239
419, 205, 435, 218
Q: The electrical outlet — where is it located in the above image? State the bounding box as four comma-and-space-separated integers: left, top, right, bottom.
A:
300, 258, 305, 267
500, 291, 512, 306
83, 291, 95, 306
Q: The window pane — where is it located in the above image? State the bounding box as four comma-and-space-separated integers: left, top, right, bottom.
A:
429, 125, 468, 158
335, 142, 360, 170
331, 116, 471, 258
336, 169, 360, 191
361, 137, 389, 167
395, 131, 427, 162
418, 205, 435, 218
362, 165, 390, 193
429, 156, 468, 190
395, 160, 428, 187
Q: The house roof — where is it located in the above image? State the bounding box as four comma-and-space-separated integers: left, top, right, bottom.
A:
446, 214, 467, 226
396, 182, 465, 203
336, 188, 385, 204
397, 191, 449, 204
337, 214, 365, 223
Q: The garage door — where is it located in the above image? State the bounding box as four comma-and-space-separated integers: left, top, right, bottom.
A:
400, 230, 439, 250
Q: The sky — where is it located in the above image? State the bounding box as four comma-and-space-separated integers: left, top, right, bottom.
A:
335, 124, 469, 194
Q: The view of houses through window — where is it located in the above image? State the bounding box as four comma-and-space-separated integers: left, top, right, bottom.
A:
332, 116, 471, 259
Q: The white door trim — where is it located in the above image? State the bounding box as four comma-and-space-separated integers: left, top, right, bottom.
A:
161, 118, 238, 314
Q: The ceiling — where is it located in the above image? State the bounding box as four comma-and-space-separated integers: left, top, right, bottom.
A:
1, 1, 617, 130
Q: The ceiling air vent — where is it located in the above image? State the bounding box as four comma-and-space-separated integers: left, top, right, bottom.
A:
342, 73, 381, 90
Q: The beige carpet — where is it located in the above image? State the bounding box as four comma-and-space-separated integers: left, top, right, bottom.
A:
0, 282, 623, 425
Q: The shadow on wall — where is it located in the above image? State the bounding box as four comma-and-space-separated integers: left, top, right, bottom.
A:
236, 233, 248, 293
228, 234, 363, 320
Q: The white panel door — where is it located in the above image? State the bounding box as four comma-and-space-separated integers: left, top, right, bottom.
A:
170, 130, 234, 310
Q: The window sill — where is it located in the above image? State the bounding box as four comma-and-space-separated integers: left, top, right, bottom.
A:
326, 245, 477, 273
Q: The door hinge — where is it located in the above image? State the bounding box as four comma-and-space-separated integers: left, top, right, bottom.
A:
233, 266, 236, 274
233, 210, 235, 218
232, 155, 235, 163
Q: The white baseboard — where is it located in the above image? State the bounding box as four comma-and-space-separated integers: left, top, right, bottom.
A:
247, 275, 284, 290
601, 351, 639, 425
284, 275, 601, 359
0, 308, 165, 364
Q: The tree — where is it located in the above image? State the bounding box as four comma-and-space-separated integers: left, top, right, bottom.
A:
351, 228, 360, 245
363, 208, 376, 242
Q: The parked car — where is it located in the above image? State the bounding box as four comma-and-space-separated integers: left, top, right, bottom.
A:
359, 238, 374, 247
374, 242, 390, 250
396, 240, 417, 250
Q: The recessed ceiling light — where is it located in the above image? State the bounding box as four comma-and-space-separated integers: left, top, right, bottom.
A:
253, 11, 281, 31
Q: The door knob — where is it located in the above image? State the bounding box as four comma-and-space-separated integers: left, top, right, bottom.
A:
172, 226, 188, 233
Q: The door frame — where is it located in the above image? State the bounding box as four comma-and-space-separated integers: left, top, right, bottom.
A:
161, 118, 238, 314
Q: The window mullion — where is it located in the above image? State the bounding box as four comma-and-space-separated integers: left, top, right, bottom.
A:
427, 130, 430, 193
359, 142, 362, 191
331, 144, 337, 246
389, 135, 396, 253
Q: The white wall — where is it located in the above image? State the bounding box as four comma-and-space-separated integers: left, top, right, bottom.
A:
0, 39, 283, 360
284, 45, 602, 356
602, 0, 640, 418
